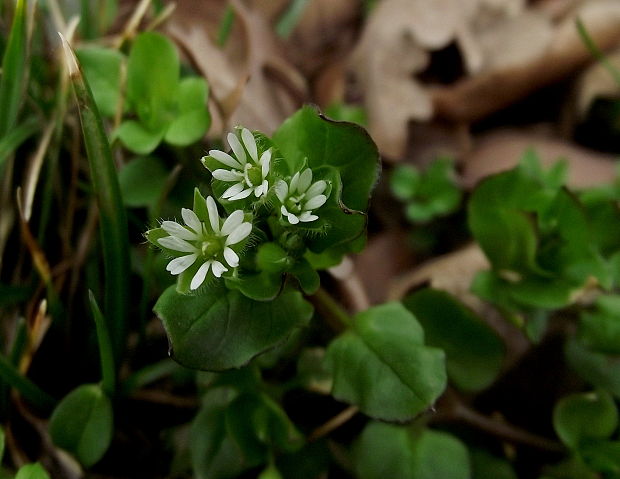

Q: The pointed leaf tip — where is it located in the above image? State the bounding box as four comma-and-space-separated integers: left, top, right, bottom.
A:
58, 32, 80, 77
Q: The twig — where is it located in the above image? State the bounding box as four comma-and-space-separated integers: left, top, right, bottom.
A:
434, 390, 564, 453
308, 406, 358, 442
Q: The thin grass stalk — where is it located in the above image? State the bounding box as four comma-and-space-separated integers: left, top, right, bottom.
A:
59, 34, 130, 367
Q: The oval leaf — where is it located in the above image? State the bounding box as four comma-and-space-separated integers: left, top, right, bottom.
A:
49, 384, 113, 467
403, 289, 504, 392
154, 285, 313, 371
325, 302, 446, 421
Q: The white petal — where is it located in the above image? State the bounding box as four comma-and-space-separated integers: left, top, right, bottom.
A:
222, 182, 245, 199
275, 180, 288, 202
260, 150, 271, 178
305, 180, 327, 199
286, 212, 300, 225
298, 169, 312, 193
227, 132, 247, 165
166, 254, 198, 274
206, 196, 220, 233
211, 260, 228, 278
241, 128, 258, 162
181, 208, 202, 233
162, 221, 198, 241
304, 194, 327, 210
225, 222, 252, 245
158, 236, 198, 253
298, 212, 318, 222
223, 247, 239, 267
289, 171, 300, 193
221, 210, 244, 235
254, 180, 268, 198
209, 150, 243, 169
229, 188, 253, 201
213, 169, 243, 181
190, 261, 211, 290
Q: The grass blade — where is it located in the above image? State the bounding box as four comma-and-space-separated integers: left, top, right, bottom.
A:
89, 290, 116, 396
576, 18, 620, 87
0, 0, 28, 138
0, 116, 39, 168
59, 34, 130, 366
276, 0, 310, 38
0, 353, 56, 412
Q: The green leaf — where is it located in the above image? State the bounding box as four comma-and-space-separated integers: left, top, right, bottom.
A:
164, 108, 210, 146
354, 422, 471, 479
76, 47, 123, 117
0, 116, 38, 168
14, 464, 50, 479
565, 338, 620, 398
580, 440, 620, 475
403, 289, 504, 392
272, 106, 380, 253
49, 384, 113, 467
553, 390, 618, 449
0, 426, 4, 462
468, 168, 546, 274
62, 37, 130, 365
324, 102, 367, 126
325, 302, 446, 421
118, 156, 169, 208
579, 295, 620, 354
0, 353, 56, 411
116, 120, 166, 155
154, 285, 313, 371
0, 0, 28, 138
190, 388, 247, 479
177, 76, 209, 113
226, 393, 303, 465
470, 449, 517, 479
126, 32, 179, 129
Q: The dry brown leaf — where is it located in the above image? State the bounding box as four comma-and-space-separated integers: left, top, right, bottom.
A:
165, 0, 307, 136
433, 0, 620, 123
475, 10, 553, 72
462, 129, 618, 188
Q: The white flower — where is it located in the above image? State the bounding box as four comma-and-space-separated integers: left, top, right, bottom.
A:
202, 128, 271, 201
275, 168, 328, 225
157, 196, 252, 290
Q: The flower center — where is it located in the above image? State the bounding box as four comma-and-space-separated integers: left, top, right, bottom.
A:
245, 164, 263, 187
201, 238, 223, 259
285, 196, 304, 214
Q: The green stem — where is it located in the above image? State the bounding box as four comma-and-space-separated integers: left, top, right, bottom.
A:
89, 290, 116, 397
310, 287, 352, 331
576, 18, 620, 87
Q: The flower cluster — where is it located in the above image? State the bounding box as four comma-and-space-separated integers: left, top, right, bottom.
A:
156, 195, 252, 290
150, 126, 332, 291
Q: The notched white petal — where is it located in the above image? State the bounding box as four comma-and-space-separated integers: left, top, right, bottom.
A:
161, 221, 198, 241
225, 222, 252, 245
221, 210, 244, 235
223, 247, 239, 268
211, 261, 228, 278
166, 253, 198, 274
181, 208, 202, 233
299, 212, 318, 222
227, 132, 247, 165
213, 169, 243, 181
206, 196, 220, 233
275, 180, 288, 202
305, 194, 327, 210
158, 236, 198, 253
229, 188, 252, 201
305, 180, 327, 199
210, 150, 242, 169
298, 169, 313, 193
260, 150, 271, 177
222, 183, 245, 199
241, 128, 258, 162
190, 261, 211, 290
290, 172, 300, 193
